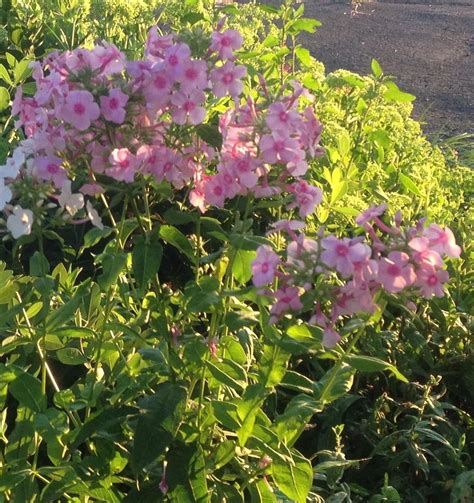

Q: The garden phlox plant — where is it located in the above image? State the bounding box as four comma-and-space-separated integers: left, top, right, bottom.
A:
252, 207, 461, 347
0, 25, 324, 240
0, 22, 460, 344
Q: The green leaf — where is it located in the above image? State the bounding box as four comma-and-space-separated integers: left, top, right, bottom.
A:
383, 81, 416, 102
262, 34, 279, 48
82, 226, 114, 250
295, 47, 313, 67
399, 172, 421, 196
46, 283, 89, 330
330, 181, 348, 205
333, 206, 360, 217
248, 479, 277, 502
288, 18, 321, 35
180, 12, 204, 25
371, 58, 383, 78
314, 363, 355, 404
345, 355, 408, 382
166, 442, 209, 502
207, 360, 245, 392
56, 347, 87, 365
29, 251, 50, 276
132, 383, 187, 473
342, 74, 366, 88
196, 123, 222, 150
271, 451, 313, 503
97, 252, 127, 291
0, 64, 12, 85
132, 237, 163, 290
160, 225, 196, 262
14, 57, 32, 84
0, 87, 9, 110
5, 52, 17, 67
9, 371, 46, 412
213, 440, 235, 470
232, 249, 256, 284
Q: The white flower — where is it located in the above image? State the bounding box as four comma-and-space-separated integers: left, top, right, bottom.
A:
6, 205, 33, 239
0, 148, 25, 179
0, 178, 12, 210
86, 201, 104, 230
58, 180, 84, 216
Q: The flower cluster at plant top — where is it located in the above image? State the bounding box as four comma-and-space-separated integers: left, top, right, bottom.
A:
252, 205, 461, 347
0, 24, 324, 240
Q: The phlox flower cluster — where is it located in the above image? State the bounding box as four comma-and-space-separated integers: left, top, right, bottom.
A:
252, 207, 461, 347
0, 24, 324, 239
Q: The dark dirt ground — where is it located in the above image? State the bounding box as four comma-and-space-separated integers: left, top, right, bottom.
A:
260, 1, 474, 136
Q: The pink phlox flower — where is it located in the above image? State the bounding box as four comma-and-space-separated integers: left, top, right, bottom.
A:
259, 133, 301, 165
408, 236, 443, 269
107, 148, 138, 182
216, 165, 241, 198
189, 184, 207, 213
58, 180, 84, 216
423, 224, 461, 258
267, 219, 306, 236
100, 87, 128, 124
89, 143, 110, 174
0, 178, 13, 211
145, 28, 174, 61
178, 59, 208, 93
253, 181, 281, 198
163, 43, 191, 78
356, 204, 388, 227
378, 251, 416, 293
270, 285, 303, 319
1, 149, 25, 179
300, 106, 323, 156
353, 258, 378, 286
210, 29, 243, 59
322, 326, 341, 348
143, 63, 173, 106
153, 148, 189, 188
171, 90, 206, 125
287, 180, 323, 218
34, 154, 67, 187
321, 235, 371, 277
211, 61, 246, 98
202, 174, 227, 207
265, 102, 302, 134
6, 205, 33, 239
64, 48, 99, 73
333, 282, 376, 317
207, 337, 219, 359
227, 154, 258, 189
60, 90, 100, 131
136, 144, 160, 175
79, 183, 104, 196
92, 42, 126, 76
287, 236, 319, 272
415, 266, 449, 298
86, 201, 104, 230
286, 151, 309, 177
252, 245, 280, 287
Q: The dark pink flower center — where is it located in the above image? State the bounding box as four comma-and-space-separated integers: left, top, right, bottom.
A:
184, 101, 195, 112
119, 159, 130, 168
387, 264, 400, 276
273, 140, 284, 152
221, 36, 231, 47
109, 98, 118, 110
223, 72, 234, 84
155, 76, 167, 89
168, 55, 178, 66
185, 68, 198, 80
47, 163, 59, 174
163, 162, 173, 172
73, 102, 85, 115
279, 111, 288, 122
427, 274, 438, 286
261, 263, 269, 273
213, 186, 223, 196
336, 244, 348, 256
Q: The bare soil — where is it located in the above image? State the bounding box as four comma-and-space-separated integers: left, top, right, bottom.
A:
261, 1, 474, 136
